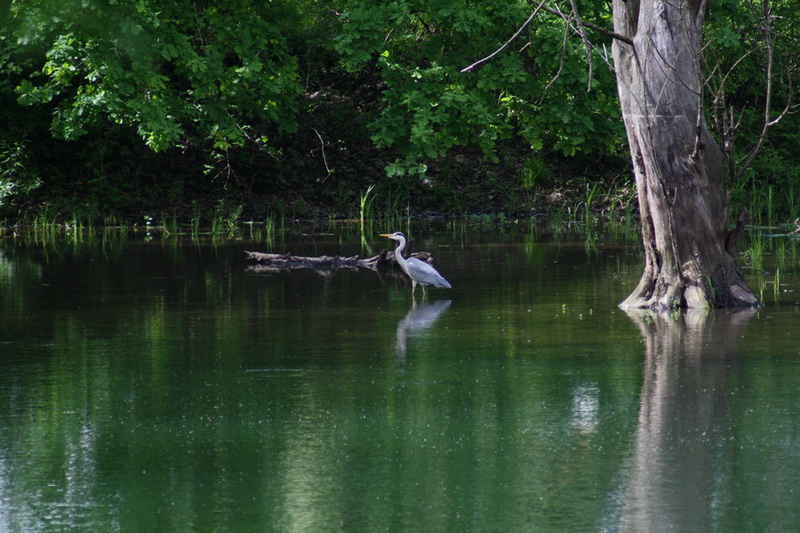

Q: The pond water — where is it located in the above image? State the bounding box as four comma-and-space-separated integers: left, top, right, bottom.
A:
0, 223, 799, 532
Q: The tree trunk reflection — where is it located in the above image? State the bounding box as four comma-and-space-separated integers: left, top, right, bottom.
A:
619, 309, 756, 532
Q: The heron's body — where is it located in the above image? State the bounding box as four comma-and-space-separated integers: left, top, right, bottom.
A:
380, 232, 452, 295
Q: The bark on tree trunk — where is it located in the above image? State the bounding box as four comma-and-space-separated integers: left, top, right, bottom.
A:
612, 0, 758, 309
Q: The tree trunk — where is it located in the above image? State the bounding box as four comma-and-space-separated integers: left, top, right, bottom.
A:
612, 0, 758, 309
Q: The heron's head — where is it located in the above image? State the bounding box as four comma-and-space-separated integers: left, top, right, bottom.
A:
379, 232, 405, 242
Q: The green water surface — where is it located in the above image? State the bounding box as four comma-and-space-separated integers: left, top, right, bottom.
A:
0, 225, 799, 532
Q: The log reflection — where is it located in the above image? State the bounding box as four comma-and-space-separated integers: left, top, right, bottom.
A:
619, 308, 756, 532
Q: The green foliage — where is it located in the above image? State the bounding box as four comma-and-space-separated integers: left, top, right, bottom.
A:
521, 153, 550, 189
7, 0, 303, 152
732, 143, 800, 224
336, 0, 624, 174
704, 0, 800, 222
0, 140, 40, 210
0, 0, 797, 223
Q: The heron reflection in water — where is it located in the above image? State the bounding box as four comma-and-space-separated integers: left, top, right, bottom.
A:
379, 232, 451, 295
395, 299, 452, 359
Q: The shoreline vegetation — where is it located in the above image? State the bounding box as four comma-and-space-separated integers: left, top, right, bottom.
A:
3, 174, 797, 235
2, 206, 798, 309
1, 2, 797, 239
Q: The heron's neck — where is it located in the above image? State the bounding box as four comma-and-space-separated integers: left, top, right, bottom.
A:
395, 239, 408, 267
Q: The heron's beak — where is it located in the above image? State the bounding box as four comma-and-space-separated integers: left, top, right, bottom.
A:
379, 233, 392, 238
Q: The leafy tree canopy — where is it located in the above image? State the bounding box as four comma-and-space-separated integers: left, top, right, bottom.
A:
335, 0, 625, 175
0, 0, 797, 221
5, 0, 303, 152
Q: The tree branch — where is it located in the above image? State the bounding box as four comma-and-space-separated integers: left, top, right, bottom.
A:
460, 1, 546, 73
543, 20, 570, 93
567, 0, 594, 90
733, 0, 792, 181
536, 1, 633, 46
313, 128, 333, 182
461, 0, 633, 74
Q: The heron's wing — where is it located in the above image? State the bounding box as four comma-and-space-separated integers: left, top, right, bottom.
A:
405, 257, 452, 288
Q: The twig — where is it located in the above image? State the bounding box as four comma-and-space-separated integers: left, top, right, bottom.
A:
567, 0, 594, 90
460, 1, 546, 73
543, 22, 569, 93
536, 2, 633, 46
461, 0, 633, 76
733, 0, 793, 181
313, 128, 333, 182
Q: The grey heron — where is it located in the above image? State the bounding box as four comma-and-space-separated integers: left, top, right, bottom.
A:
380, 232, 452, 295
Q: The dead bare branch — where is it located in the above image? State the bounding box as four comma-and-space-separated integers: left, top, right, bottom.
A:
313, 128, 333, 182
460, 1, 547, 73
543, 20, 570, 94
733, 0, 792, 181
567, 0, 594, 90
536, 1, 633, 46
461, 0, 632, 87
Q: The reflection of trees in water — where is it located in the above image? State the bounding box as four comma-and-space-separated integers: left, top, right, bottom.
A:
395, 300, 451, 359
619, 309, 756, 532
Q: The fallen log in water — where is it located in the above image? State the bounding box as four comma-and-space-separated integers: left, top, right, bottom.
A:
244, 250, 433, 271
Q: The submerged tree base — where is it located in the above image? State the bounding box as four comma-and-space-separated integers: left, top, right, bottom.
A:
619, 271, 760, 311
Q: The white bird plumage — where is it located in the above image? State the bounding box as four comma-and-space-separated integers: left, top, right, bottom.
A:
380, 232, 452, 295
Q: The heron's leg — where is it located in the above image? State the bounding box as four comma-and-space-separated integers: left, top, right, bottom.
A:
411, 280, 417, 295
